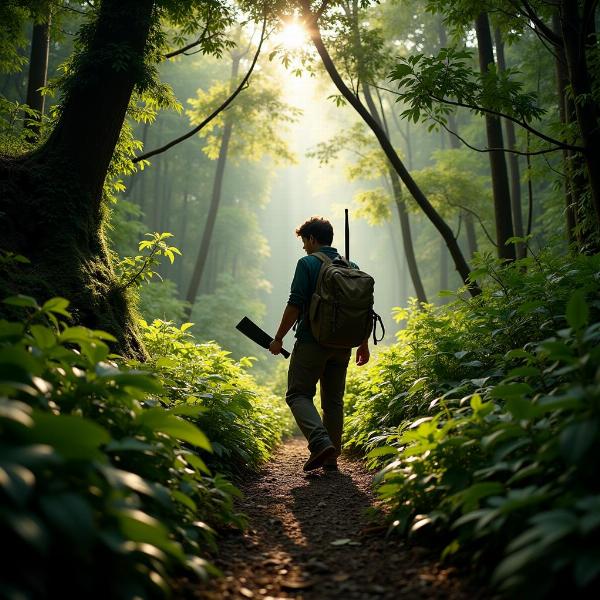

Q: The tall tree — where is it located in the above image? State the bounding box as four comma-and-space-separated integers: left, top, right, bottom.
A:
299, 0, 479, 296
0, 0, 237, 356
25, 3, 51, 139
184, 53, 299, 317
343, 0, 428, 304
474, 12, 515, 261
493, 26, 526, 259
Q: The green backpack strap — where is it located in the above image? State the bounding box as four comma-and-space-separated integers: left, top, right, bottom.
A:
312, 252, 332, 292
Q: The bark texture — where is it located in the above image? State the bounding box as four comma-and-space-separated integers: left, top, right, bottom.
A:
0, 0, 155, 358
475, 12, 515, 261
493, 27, 525, 259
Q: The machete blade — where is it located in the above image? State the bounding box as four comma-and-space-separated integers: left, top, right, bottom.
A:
236, 316, 290, 359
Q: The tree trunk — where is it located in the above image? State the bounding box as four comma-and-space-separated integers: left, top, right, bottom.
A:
439, 20, 479, 259
0, 0, 155, 358
553, 12, 580, 246
474, 12, 516, 261
439, 238, 449, 301
493, 26, 526, 258
25, 6, 51, 140
559, 0, 600, 239
361, 83, 427, 304
301, 4, 479, 296
391, 172, 428, 304
184, 54, 240, 317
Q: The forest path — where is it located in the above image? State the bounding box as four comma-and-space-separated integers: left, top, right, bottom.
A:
183, 437, 481, 600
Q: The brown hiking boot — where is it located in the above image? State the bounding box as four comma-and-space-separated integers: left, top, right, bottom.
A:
303, 445, 336, 472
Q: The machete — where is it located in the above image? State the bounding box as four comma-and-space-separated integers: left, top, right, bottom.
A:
236, 316, 290, 359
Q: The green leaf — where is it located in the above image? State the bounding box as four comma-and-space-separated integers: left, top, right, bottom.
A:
26, 412, 111, 460
505, 397, 538, 420
137, 409, 211, 451
106, 373, 163, 394
155, 356, 178, 369
117, 509, 184, 559
566, 290, 588, 331
367, 446, 398, 459
29, 325, 56, 350
3, 295, 39, 309
559, 420, 598, 464
0, 464, 35, 506
184, 452, 211, 475
41, 297, 71, 317
408, 377, 427, 396
489, 383, 533, 399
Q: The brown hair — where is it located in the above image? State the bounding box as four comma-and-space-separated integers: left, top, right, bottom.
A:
295, 216, 334, 245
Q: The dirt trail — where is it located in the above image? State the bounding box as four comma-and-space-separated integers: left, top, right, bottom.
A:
182, 437, 482, 600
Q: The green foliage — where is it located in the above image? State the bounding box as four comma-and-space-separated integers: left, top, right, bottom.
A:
389, 47, 544, 129
186, 64, 301, 165
345, 251, 600, 596
0, 294, 254, 598
0, 2, 30, 74
191, 272, 269, 357
139, 279, 189, 324
139, 318, 294, 474
115, 232, 181, 289
0, 278, 292, 598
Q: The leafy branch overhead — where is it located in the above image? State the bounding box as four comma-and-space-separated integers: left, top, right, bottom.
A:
387, 47, 578, 151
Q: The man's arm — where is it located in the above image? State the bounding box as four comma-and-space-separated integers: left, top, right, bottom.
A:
269, 304, 300, 355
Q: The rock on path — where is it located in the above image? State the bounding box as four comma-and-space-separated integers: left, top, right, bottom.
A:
180, 437, 482, 600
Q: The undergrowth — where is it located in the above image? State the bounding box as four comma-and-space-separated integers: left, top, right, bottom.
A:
344, 250, 600, 598
0, 288, 290, 598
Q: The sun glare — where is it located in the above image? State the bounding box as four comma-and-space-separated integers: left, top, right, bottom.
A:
278, 22, 308, 50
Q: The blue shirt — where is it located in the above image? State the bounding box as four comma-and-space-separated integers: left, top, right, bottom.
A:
287, 246, 358, 342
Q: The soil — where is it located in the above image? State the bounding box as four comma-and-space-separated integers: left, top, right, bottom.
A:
180, 437, 485, 600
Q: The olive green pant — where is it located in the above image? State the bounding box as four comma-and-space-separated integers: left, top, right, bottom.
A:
286, 341, 352, 456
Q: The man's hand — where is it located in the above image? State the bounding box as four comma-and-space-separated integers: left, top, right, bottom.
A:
356, 341, 370, 366
269, 339, 283, 355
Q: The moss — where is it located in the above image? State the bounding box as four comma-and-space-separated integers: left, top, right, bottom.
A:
0, 154, 147, 360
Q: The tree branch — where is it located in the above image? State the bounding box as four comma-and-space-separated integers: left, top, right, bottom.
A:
450, 203, 498, 247
438, 118, 566, 156
373, 83, 585, 153
164, 33, 209, 59
518, 0, 563, 46
133, 15, 266, 164
316, 0, 332, 20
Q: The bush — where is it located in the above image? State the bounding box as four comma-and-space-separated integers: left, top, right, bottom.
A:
344, 251, 600, 597
0, 293, 287, 598
139, 318, 294, 475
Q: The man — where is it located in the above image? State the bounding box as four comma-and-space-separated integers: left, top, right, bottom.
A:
269, 216, 370, 472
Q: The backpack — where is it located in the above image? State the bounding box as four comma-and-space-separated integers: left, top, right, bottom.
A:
308, 252, 384, 348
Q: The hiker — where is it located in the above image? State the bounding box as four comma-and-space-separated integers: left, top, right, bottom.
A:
269, 216, 375, 472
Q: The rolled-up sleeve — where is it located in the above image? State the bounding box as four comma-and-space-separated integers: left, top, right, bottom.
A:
288, 259, 310, 307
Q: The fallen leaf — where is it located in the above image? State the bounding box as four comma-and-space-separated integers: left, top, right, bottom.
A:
330, 538, 351, 546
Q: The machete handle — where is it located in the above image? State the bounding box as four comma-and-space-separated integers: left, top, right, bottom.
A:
281, 348, 290, 359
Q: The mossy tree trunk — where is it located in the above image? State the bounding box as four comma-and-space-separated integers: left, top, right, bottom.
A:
0, 0, 155, 358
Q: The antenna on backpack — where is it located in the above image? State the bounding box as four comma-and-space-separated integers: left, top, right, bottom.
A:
345, 208, 350, 262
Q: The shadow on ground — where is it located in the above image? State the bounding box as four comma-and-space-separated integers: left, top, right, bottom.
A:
178, 436, 483, 600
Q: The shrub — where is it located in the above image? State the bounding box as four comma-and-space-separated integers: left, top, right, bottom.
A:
0, 293, 287, 598
344, 251, 600, 597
